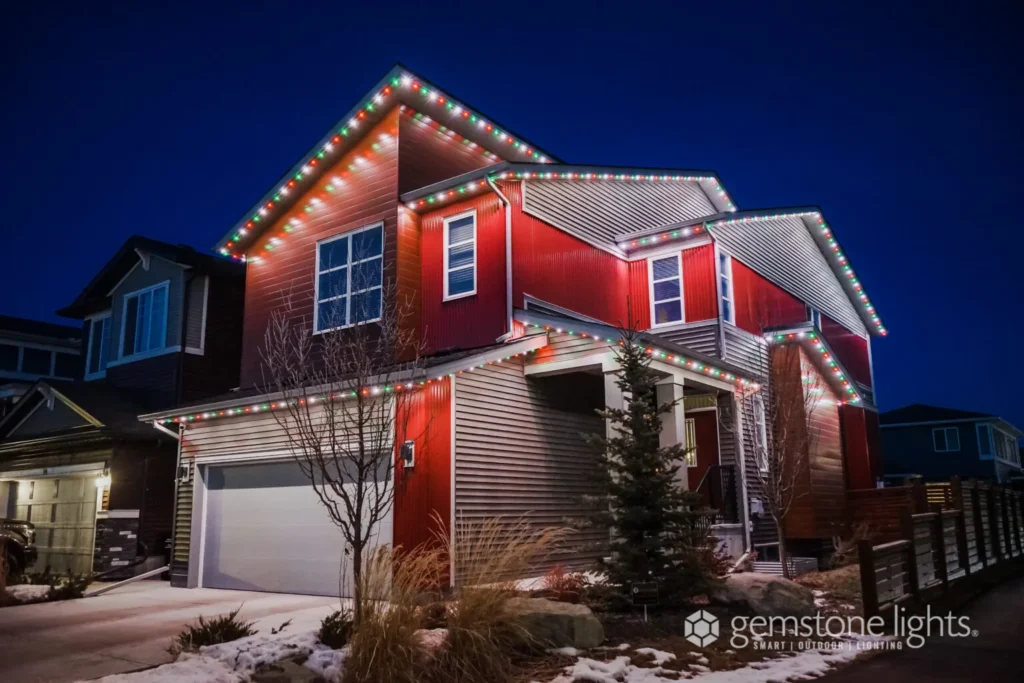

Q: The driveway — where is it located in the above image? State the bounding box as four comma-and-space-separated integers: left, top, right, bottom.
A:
0, 581, 340, 683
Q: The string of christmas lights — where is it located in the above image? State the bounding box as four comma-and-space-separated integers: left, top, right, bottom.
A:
773, 330, 861, 404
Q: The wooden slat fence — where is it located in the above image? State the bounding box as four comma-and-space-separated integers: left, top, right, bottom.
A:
859, 478, 1024, 618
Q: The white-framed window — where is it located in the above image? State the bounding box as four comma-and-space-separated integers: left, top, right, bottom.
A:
977, 423, 994, 459
649, 254, 683, 326
806, 305, 822, 328
314, 222, 384, 333
753, 394, 769, 471
933, 426, 960, 452
86, 312, 111, 379
443, 210, 477, 300
1, 343, 79, 380
120, 282, 169, 358
684, 417, 697, 468
719, 252, 734, 324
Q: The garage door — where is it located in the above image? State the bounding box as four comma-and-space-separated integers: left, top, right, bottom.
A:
201, 461, 392, 597
14, 475, 98, 575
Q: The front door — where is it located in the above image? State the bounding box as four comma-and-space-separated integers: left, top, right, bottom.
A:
686, 410, 720, 498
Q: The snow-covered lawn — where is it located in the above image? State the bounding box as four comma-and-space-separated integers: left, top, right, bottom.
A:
5, 584, 52, 603
543, 636, 886, 683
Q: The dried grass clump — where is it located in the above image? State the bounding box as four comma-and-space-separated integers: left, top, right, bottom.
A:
425, 514, 568, 683
344, 543, 447, 683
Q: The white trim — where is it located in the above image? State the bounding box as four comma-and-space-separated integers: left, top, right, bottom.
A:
106, 345, 181, 368
648, 252, 684, 328
442, 209, 478, 301
313, 222, 384, 334
626, 236, 713, 262
0, 462, 106, 480
118, 280, 171, 360
449, 374, 457, 583
718, 252, 735, 324
105, 261, 142, 297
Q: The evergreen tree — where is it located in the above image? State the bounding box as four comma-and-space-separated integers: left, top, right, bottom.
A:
585, 328, 726, 603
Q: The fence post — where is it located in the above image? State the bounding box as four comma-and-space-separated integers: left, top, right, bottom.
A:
911, 480, 928, 513
971, 480, 987, 567
900, 507, 921, 600
858, 540, 879, 619
988, 485, 1002, 563
933, 513, 949, 591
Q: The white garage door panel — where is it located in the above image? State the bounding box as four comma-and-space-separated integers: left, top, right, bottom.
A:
202, 461, 392, 597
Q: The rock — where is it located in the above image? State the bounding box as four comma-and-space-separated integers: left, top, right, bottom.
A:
504, 597, 604, 649
252, 658, 320, 683
710, 572, 815, 617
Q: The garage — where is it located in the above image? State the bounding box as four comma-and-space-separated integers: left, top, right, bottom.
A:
200, 460, 392, 597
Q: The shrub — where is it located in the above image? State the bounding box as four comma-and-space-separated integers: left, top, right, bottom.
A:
830, 522, 873, 568
425, 514, 567, 683
541, 565, 587, 603
168, 606, 255, 656
319, 609, 354, 649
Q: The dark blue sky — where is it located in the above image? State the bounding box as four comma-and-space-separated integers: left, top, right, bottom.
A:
3, 2, 1021, 424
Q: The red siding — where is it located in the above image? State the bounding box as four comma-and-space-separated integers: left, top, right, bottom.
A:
819, 314, 872, 387
731, 258, 808, 334
502, 181, 636, 328
394, 379, 451, 551
398, 108, 500, 195
240, 111, 400, 387
841, 404, 873, 490
865, 408, 882, 485
627, 260, 651, 329
421, 193, 507, 353
396, 206, 422, 348
682, 244, 718, 322
687, 410, 720, 493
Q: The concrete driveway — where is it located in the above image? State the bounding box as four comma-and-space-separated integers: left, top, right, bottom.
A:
0, 581, 340, 683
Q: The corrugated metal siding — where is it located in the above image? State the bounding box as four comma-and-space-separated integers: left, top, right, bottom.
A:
649, 320, 720, 357
397, 108, 500, 195
730, 259, 808, 335
682, 244, 718, 321
396, 207, 423, 350
522, 179, 716, 253
819, 314, 872, 387
240, 111, 400, 387
722, 324, 768, 379
421, 193, 507, 353
710, 217, 867, 335
453, 355, 606, 576
627, 259, 651, 329
503, 181, 634, 328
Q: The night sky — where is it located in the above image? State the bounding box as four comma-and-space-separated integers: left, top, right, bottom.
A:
3, 2, 1021, 425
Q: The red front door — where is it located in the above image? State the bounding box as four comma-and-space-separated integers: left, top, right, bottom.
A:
686, 410, 721, 497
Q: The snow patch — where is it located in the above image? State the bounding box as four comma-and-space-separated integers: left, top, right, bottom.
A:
550, 646, 582, 657
417, 628, 449, 652
305, 647, 348, 682
634, 648, 676, 665
89, 658, 245, 683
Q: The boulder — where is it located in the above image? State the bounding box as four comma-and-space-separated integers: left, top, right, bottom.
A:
710, 572, 815, 618
504, 597, 604, 649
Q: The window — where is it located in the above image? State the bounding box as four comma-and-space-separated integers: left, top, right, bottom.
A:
86, 313, 111, 378
21, 347, 51, 375
977, 424, 994, 459
719, 252, 734, 324
933, 426, 961, 452
650, 254, 683, 325
121, 283, 169, 358
806, 305, 821, 328
444, 211, 476, 300
0, 344, 18, 372
684, 418, 697, 468
315, 223, 384, 332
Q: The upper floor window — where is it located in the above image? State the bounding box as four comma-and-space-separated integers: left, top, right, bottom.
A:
86, 313, 111, 379
0, 343, 79, 380
977, 423, 994, 459
121, 282, 169, 358
443, 211, 476, 300
650, 254, 683, 326
933, 426, 960, 452
806, 304, 822, 328
315, 223, 384, 332
719, 252, 734, 324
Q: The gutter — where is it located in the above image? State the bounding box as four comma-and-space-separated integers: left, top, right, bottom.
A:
485, 175, 514, 336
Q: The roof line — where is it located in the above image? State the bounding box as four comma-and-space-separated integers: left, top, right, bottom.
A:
769, 325, 865, 406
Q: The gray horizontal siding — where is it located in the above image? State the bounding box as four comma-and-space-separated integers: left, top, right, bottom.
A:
649, 320, 720, 357
710, 216, 867, 336
722, 324, 768, 379
454, 357, 606, 577
522, 179, 716, 252
183, 275, 207, 351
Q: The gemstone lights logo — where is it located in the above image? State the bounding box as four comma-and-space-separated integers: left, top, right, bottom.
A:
685, 610, 720, 647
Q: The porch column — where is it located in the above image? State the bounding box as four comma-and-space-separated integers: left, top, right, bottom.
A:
657, 379, 689, 489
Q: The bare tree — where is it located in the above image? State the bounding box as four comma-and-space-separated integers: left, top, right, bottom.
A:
738, 296, 823, 578
259, 240, 427, 623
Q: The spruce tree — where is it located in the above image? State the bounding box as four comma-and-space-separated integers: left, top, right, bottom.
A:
585, 328, 724, 603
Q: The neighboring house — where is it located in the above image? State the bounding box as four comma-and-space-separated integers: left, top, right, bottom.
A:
880, 404, 1023, 484
0, 315, 82, 419
0, 237, 244, 575
140, 65, 886, 595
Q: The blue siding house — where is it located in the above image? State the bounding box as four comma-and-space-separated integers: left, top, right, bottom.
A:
880, 404, 1023, 484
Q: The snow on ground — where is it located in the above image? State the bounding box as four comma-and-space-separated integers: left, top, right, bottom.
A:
545, 636, 887, 683
634, 648, 676, 665
514, 571, 608, 591
5, 584, 52, 602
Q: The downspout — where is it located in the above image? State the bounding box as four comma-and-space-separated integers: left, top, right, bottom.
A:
486, 176, 514, 338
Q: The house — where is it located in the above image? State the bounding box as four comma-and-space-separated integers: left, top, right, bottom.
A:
0, 237, 244, 575
139, 65, 886, 596
880, 404, 1023, 484
0, 315, 82, 419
